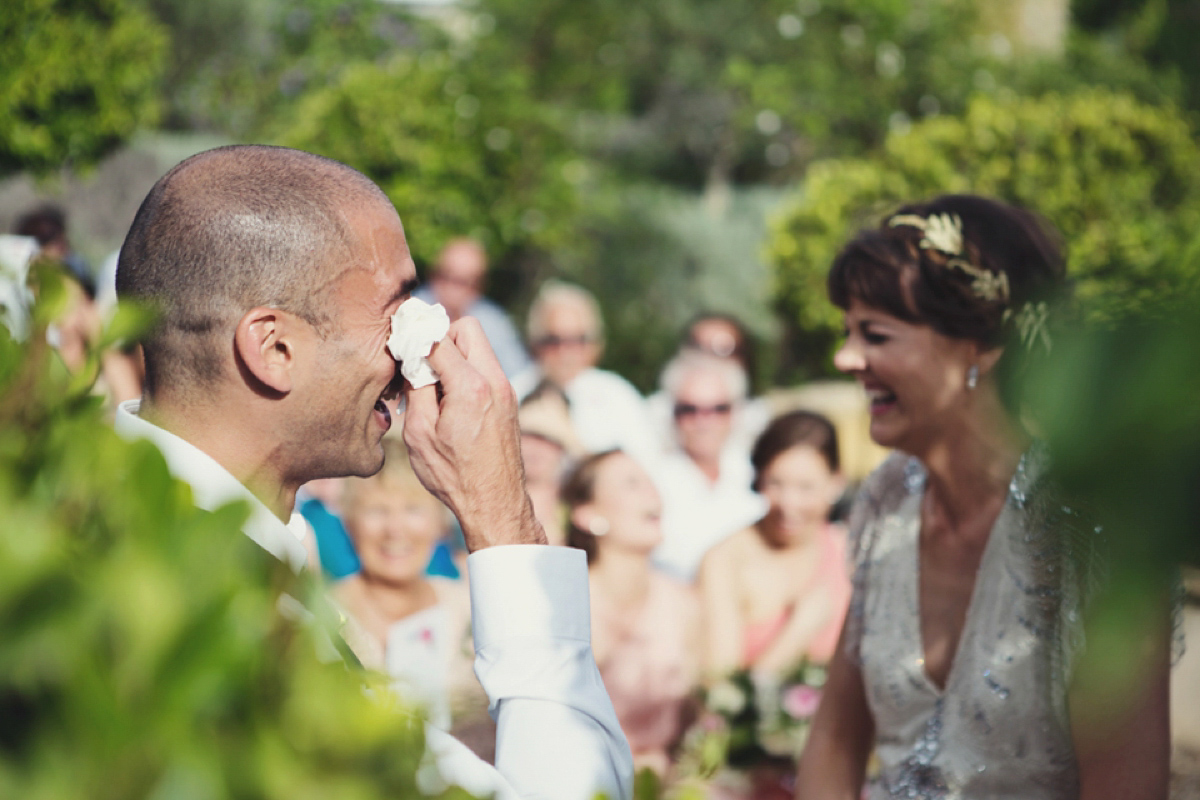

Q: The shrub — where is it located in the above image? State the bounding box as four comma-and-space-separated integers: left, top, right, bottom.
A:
767, 90, 1200, 364
0, 0, 167, 175
0, 274, 476, 798
279, 52, 580, 271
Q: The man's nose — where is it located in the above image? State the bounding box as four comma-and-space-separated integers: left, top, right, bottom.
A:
833, 339, 865, 373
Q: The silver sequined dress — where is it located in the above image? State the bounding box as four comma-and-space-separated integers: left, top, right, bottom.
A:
845, 448, 1091, 800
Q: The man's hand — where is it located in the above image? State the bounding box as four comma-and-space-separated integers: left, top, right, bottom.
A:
402, 317, 546, 551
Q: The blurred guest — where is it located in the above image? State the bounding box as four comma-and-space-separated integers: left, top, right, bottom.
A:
651, 351, 766, 581
414, 238, 530, 378
12, 205, 99, 373
699, 411, 850, 680
797, 195, 1170, 799
15, 206, 144, 404
563, 450, 700, 777
512, 280, 659, 467
518, 382, 584, 546
332, 441, 478, 731
297, 477, 361, 579
43, 264, 102, 375
15, 203, 95, 297
648, 312, 771, 456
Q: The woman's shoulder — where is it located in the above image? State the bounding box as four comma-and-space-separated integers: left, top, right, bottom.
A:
850, 451, 920, 520
429, 576, 470, 611
705, 525, 761, 561
862, 450, 917, 492
329, 573, 367, 614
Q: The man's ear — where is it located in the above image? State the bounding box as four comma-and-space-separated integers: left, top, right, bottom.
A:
234, 307, 297, 395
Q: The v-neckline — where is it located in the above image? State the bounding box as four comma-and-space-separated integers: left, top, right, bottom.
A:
907, 472, 1011, 697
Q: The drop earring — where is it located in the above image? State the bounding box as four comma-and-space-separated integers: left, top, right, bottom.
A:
966, 364, 979, 390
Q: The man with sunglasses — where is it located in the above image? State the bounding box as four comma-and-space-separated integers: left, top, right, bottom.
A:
511, 280, 659, 470
651, 350, 766, 581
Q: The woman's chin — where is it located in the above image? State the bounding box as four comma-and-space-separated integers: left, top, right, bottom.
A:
362, 566, 423, 586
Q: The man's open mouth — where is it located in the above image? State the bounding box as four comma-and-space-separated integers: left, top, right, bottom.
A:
374, 398, 392, 430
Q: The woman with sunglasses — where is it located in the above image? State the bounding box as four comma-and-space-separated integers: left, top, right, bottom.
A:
795, 195, 1170, 799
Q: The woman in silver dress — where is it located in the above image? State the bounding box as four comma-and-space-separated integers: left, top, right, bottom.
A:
796, 195, 1171, 799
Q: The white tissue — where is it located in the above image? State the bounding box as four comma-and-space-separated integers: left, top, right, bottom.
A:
387, 297, 450, 389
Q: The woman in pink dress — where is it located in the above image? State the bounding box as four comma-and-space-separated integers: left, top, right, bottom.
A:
699, 411, 851, 678
562, 449, 701, 777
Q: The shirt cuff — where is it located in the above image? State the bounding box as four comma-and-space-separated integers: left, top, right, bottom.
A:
467, 545, 591, 650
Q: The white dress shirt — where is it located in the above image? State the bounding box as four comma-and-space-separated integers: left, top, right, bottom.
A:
511, 366, 660, 470
651, 446, 768, 582
114, 400, 633, 800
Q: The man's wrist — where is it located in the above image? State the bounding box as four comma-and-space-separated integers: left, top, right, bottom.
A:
460, 496, 547, 551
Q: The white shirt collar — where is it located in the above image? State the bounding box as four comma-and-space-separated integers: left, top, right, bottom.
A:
114, 399, 310, 573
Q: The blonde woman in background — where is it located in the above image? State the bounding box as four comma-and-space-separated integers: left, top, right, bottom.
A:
332, 440, 485, 740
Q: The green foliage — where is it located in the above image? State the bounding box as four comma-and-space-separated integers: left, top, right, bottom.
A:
145, 0, 422, 135
0, 278, 476, 798
1024, 286, 1200, 700
470, 0, 993, 186
1073, 0, 1200, 112
1028, 291, 1200, 574
279, 51, 581, 269
549, 185, 783, 393
0, 0, 168, 175
767, 90, 1200, 368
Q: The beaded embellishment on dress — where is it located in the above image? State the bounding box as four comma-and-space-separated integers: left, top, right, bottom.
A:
846, 447, 1085, 800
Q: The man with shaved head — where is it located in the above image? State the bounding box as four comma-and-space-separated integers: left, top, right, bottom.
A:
115, 145, 633, 800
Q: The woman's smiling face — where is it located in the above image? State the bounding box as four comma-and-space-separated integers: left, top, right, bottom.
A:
346, 482, 444, 585
833, 298, 978, 456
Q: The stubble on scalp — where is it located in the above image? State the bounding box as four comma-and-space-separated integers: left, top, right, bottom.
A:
116, 144, 389, 401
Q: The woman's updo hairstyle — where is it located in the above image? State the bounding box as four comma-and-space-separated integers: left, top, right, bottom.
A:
560, 449, 623, 564
828, 195, 1068, 410
751, 410, 840, 492
829, 195, 1066, 347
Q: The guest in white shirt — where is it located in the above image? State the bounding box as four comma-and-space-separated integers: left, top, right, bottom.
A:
511, 280, 659, 469
651, 351, 767, 581
112, 144, 633, 800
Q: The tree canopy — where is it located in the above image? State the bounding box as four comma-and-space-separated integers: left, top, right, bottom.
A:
0, 0, 167, 175
767, 90, 1200, 374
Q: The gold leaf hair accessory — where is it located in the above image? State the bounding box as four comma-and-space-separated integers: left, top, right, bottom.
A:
1003, 301, 1052, 353
888, 212, 1010, 303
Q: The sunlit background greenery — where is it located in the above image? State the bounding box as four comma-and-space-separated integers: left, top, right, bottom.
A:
2, 1, 1199, 797
6, 0, 1200, 388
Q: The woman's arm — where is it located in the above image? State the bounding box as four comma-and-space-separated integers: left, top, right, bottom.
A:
1071, 615, 1172, 800
697, 539, 746, 679
752, 585, 833, 675
795, 627, 875, 800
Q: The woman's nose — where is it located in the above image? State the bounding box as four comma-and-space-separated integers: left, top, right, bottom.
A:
833, 338, 865, 373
